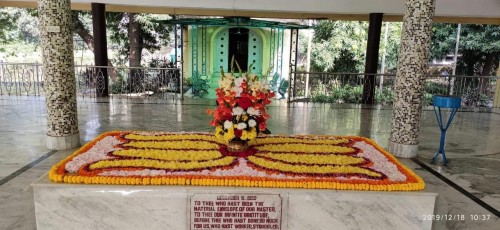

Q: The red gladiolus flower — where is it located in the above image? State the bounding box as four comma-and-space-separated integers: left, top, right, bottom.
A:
216, 97, 225, 105
258, 122, 267, 131
209, 120, 219, 126
237, 97, 253, 110
229, 98, 238, 107
262, 112, 271, 120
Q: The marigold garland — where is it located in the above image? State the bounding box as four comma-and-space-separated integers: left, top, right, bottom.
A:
124, 140, 219, 150
254, 137, 350, 145
49, 131, 425, 191
125, 133, 219, 142
255, 152, 366, 165
255, 143, 355, 154
89, 157, 236, 170
247, 156, 382, 177
113, 149, 222, 161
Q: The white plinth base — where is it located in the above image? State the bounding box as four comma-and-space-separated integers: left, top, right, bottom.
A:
388, 141, 418, 158
32, 175, 437, 230
46, 133, 80, 150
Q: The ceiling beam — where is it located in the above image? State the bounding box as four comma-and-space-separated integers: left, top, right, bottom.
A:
1, 1, 499, 25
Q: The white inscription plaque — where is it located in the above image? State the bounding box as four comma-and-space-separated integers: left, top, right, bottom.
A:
190, 193, 283, 230
47, 26, 60, 33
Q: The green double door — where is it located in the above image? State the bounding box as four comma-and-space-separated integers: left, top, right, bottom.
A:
213, 27, 263, 75
207, 27, 263, 98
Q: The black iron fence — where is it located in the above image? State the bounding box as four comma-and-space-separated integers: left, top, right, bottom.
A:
290, 72, 497, 108
0, 63, 44, 96
0, 63, 182, 100
1, 63, 497, 108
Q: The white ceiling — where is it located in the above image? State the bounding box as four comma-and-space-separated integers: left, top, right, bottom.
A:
71, 0, 500, 18
3, 0, 500, 20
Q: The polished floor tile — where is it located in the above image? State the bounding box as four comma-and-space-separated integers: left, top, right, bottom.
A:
0, 96, 499, 229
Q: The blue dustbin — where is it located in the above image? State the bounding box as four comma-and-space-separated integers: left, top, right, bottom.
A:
432, 95, 461, 165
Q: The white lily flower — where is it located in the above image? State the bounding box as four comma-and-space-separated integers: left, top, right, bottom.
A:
224, 120, 233, 129
234, 77, 244, 87
232, 107, 244, 116
261, 79, 271, 90
237, 123, 247, 130
247, 107, 261, 116
250, 81, 262, 91
232, 77, 245, 97
232, 86, 243, 97
219, 78, 233, 90
248, 119, 257, 127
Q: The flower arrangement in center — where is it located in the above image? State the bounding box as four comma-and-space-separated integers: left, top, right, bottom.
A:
207, 59, 275, 144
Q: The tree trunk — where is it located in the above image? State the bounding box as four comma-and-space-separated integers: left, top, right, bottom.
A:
73, 16, 94, 52
128, 13, 142, 92
72, 13, 118, 81
479, 53, 495, 94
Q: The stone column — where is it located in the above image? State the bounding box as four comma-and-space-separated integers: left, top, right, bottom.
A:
388, 0, 435, 158
38, 0, 80, 150
92, 3, 109, 97
493, 63, 500, 108
362, 13, 383, 105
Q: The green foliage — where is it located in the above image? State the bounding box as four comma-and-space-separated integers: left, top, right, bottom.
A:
379, 22, 402, 73
375, 87, 394, 105
0, 8, 40, 61
310, 21, 402, 74
0, 8, 40, 53
309, 81, 457, 105
412, 82, 448, 106
15, 9, 40, 45
430, 24, 456, 60
107, 12, 172, 65
311, 85, 363, 103
0, 8, 18, 49
311, 20, 368, 72
110, 75, 127, 94
311, 94, 329, 103
424, 81, 448, 95
431, 23, 500, 76
422, 93, 434, 106
185, 77, 193, 86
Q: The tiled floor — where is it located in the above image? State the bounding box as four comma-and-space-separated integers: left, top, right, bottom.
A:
0, 96, 499, 229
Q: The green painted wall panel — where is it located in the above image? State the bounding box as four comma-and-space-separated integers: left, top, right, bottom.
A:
213, 28, 229, 73
187, 26, 281, 98
248, 30, 262, 74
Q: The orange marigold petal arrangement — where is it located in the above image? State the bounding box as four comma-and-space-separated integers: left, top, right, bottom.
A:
49, 131, 425, 191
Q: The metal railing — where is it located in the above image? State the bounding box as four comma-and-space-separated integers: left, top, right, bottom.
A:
0, 63, 44, 96
0, 63, 183, 100
290, 72, 498, 108
1, 63, 497, 108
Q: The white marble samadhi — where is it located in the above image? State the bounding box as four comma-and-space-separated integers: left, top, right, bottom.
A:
32, 175, 437, 230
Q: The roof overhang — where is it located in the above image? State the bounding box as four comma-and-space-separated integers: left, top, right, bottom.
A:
160, 17, 310, 29
2, 0, 500, 25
